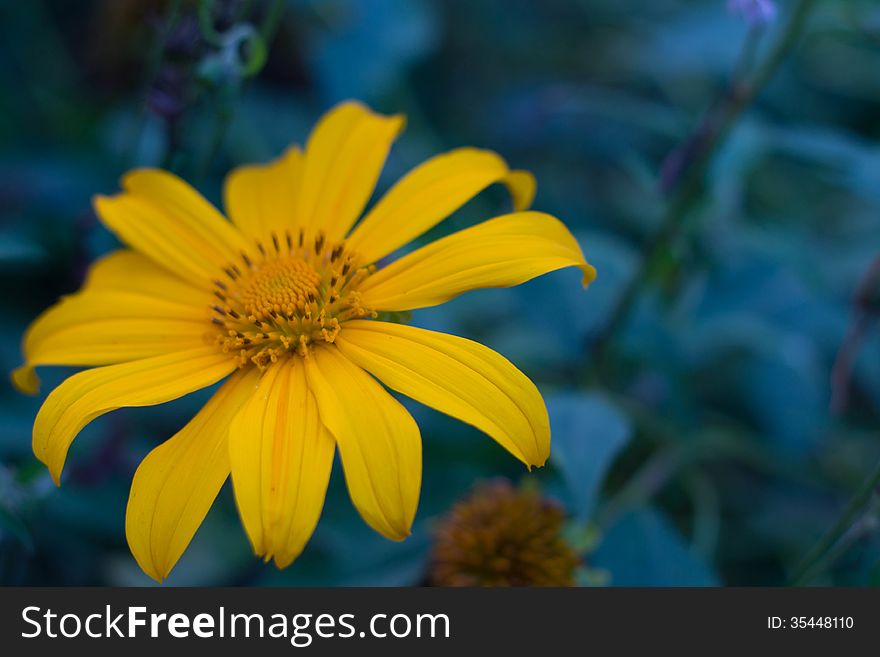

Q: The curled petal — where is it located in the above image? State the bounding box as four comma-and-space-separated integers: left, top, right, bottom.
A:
360, 211, 596, 311
33, 347, 235, 483
346, 147, 535, 263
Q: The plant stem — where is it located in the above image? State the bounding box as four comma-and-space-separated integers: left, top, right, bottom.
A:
260, 0, 287, 42
596, 444, 695, 529
195, 0, 288, 182
127, 0, 185, 167
590, 0, 817, 367
830, 255, 880, 413
789, 456, 880, 586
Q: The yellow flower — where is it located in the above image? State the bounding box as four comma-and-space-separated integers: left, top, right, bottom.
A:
12, 101, 596, 581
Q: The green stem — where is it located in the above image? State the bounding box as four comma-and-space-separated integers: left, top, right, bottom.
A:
198, 0, 224, 46
195, 0, 287, 181
260, 0, 287, 42
788, 456, 880, 586
596, 444, 695, 529
196, 100, 236, 183
127, 0, 184, 167
590, 0, 817, 368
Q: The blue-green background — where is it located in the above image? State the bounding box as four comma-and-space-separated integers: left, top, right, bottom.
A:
1, 0, 879, 586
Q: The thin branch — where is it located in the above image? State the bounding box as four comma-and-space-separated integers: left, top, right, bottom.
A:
788, 456, 880, 586
830, 255, 880, 413
590, 0, 817, 369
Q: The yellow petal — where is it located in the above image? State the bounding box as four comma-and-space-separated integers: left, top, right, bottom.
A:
12, 250, 210, 395
346, 148, 535, 263
337, 321, 549, 468
94, 169, 249, 285
229, 358, 335, 568
304, 346, 420, 540
33, 347, 236, 484
14, 293, 207, 394
85, 249, 211, 300
223, 146, 304, 246
504, 170, 537, 210
296, 101, 405, 241
125, 368, 260, 582
12, 251, 210, 394
359, 211, 597, 311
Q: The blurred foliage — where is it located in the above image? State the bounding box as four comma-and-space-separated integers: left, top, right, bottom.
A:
1, 0, 880, 586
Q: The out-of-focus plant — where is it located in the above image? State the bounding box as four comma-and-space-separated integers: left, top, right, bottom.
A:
428, 479, 584, 587
4, 0, 880, 587
128, 0, 285, 176
728, 0, 778, 27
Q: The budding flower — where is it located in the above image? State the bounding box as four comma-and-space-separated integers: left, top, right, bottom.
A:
429, 480, 581, 587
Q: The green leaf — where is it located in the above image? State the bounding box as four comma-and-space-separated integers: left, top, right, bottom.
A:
593, 508, 718, 586
548, 392, 632, 519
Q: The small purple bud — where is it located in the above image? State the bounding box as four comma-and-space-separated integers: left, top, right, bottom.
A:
727, 0, 778, 27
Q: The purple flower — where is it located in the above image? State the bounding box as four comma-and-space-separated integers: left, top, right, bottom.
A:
728, 0, 778, 26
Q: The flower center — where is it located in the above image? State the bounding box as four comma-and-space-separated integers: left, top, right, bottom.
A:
240, 259, 321, 321
210, 229, 375, 368
429, 480, 581, 587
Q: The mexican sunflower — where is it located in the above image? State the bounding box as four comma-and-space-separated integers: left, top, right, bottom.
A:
12, 101, 596, 581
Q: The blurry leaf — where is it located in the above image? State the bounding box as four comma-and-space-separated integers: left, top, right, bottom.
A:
548, 391, 632, 519
0, 233, 45, 266
593, 508, 718, 586
43, 482, 127, 541
682, 253, 833, 453
308, 0, 438, 103
523, 229, 638, 339
738, 350, 827, 454
0, 506, 32, 551
0, 403, 42, 457
635, 8, 747, 78
575, 566, 611, 587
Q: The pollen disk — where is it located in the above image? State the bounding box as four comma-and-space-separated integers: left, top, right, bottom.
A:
240, 259, 321, 321
210, 230, 375, 368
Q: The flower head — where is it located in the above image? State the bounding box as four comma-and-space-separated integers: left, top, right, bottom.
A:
13, 101, 595, 581
430, 480, 581, 587
727, 0, 777, 27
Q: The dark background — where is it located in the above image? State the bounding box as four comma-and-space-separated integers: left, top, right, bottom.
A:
1, 0, 879, 586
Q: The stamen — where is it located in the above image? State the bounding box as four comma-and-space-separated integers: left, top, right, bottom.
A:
211, 231, 374, 365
